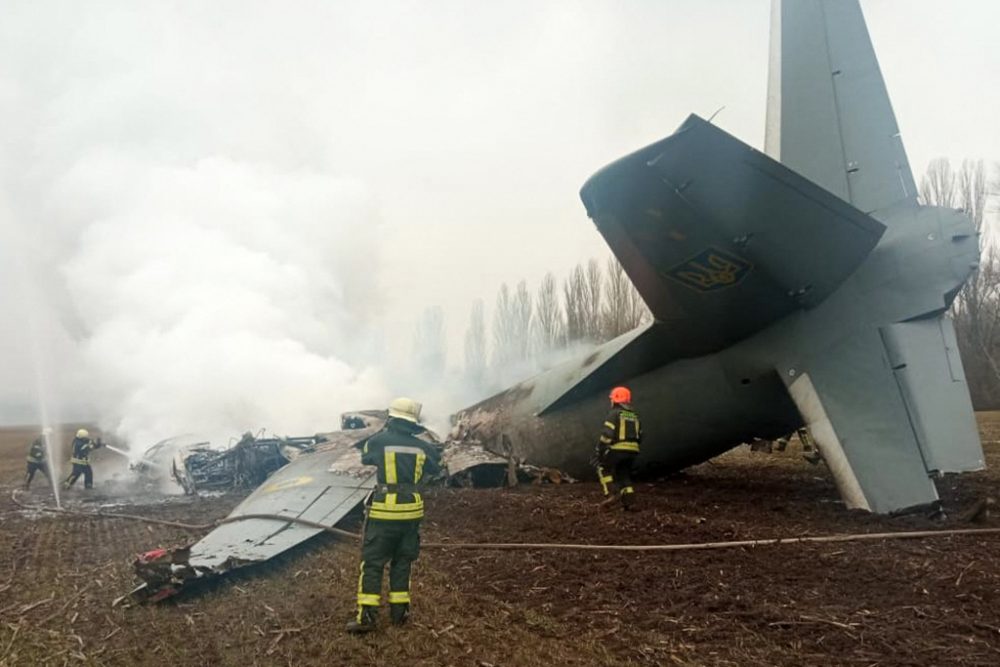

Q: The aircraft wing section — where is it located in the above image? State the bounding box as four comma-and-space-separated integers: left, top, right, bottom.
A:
781, 328, 939, 514
580, 114, 884, 357
188, 445, 374, 568
765, 0, 917, 214
127, 427, 380, 603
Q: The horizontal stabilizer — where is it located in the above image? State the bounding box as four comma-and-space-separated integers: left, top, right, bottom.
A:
783, 328, 939, 513
581, 114, 885, 359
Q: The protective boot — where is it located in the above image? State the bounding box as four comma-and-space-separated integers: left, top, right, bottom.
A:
345, 606, 378, 634
621, 488, 637, 511
389, 603, 410, 627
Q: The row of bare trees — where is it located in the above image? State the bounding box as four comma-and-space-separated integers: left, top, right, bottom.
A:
921, 158, 1000, 408
462, 257, 649, 393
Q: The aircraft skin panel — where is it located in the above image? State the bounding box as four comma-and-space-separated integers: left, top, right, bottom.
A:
788, 373, 869, 510
766, 0, 917, 215
782, 327, 939, 514
189, 437, 376, 568
881, 317, 985, 474
579, 114, 884, 358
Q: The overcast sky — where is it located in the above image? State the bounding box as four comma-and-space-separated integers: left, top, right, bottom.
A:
0, 0, 998, 435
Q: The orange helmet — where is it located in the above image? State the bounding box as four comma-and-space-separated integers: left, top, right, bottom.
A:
609, 386, 631, 404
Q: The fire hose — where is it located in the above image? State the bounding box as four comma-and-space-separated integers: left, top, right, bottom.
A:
12, 489, 1000, 553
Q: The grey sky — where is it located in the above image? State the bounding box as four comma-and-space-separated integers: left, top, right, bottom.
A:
0, 0, 998, 431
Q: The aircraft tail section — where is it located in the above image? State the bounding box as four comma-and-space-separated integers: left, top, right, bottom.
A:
766, 0, 917, 215
580, 114, 885, 359
782, 318, 984, 514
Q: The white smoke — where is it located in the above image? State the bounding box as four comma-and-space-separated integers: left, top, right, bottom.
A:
0, 2, 398, 449
59, 155, 389, 446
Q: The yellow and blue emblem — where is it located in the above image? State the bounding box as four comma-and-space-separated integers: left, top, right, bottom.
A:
665, 247, 752, 292
262, 475, 314, 493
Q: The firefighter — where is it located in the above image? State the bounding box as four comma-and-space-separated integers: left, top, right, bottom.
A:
798, 427, 822, 464
346, 397, 442, 634
25, 428, 52, 490
63, 429, 103, 490
595, 386, 641, 510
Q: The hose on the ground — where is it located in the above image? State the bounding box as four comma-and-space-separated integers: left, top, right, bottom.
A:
12, 489, 1000, 553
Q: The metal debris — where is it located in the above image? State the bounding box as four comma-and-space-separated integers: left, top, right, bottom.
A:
171, 432, 320, 495
124, 411, 573, 603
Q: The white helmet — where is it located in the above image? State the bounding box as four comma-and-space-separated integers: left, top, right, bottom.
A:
76, 428, 89, 439
41, 427, 53, 437
388, 397, 422, 424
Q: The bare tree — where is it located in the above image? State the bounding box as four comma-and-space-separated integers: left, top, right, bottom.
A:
563, 263, 588, 343
492, 283, 515, 367
919, 158, 957, 208
463, 299, 487, 390
492, 280, 534, 370
584, 258, 604, 341
413, 306, 445, 380
601, 257, 649, 339
512, 280, 533, 361
533, 272, 564, 353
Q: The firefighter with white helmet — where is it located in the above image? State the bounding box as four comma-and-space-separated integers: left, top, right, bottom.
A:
346, 397, 442, 634
63, 428, 103, 490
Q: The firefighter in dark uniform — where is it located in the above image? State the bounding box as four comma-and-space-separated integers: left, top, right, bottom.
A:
346, 397, 441, 634
63, 428, 103, 490
25, 428, 52, 489
595, 386, 641, 510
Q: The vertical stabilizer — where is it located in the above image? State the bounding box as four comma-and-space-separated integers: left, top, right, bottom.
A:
765, 0, 917, 215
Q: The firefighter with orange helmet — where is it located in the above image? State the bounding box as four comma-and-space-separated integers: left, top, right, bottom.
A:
595, 386, 642, 510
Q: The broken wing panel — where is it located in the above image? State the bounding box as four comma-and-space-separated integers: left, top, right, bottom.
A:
765, 0, 917, 214
189, 444, 375, 569
580, 114, 884, 357
881, 317, 984, 474
783, 328, 938, 514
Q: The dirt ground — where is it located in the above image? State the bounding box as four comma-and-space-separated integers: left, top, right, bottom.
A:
2, 421, 1000, 666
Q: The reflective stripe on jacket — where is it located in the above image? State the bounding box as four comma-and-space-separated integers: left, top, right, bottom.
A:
69, 437, 97, 466
361, 420, 441, 521
599, 405, 642, 454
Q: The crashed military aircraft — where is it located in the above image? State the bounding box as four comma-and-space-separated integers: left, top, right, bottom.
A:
124, 0, 982, 603
455, 0, 984, 515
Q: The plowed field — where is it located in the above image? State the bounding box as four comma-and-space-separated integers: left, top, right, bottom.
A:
2, 418, 1000, 666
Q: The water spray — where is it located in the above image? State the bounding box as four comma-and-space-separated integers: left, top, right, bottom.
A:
103, 443, 131, 459
41, 427, 62, 508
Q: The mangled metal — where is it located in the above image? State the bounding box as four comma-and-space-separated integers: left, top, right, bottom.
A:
125, 412, 571, 603
133, 432, 323, 495
171, 432, 320, 495
125, 422, 383, 603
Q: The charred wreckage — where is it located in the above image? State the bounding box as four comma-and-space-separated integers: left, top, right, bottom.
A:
123, 411, 563, 604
